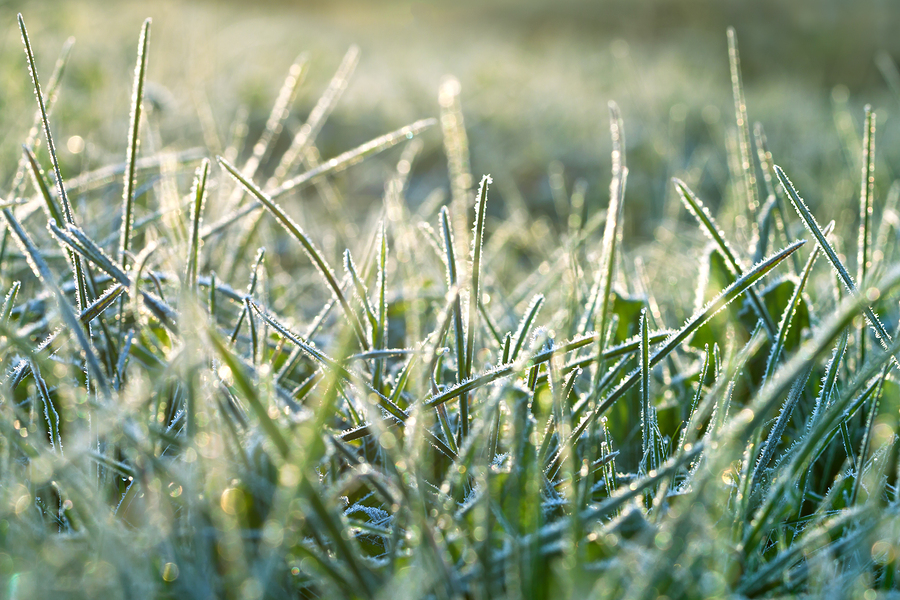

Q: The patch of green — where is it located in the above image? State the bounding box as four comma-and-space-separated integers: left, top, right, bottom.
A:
0, 9, 899, 600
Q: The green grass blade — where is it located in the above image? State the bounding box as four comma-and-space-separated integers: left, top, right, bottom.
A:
2, 208, 109, 396
1, 281, 21, 328
762, 222, 831, 384
203, 120, 436, 238
118, 18, 151, 267
217, 155, 369, 349
209, 328, 290, 458
343, 249, 377, 340
510, 294, 545, 362
185, 158, 209, 290
439, 207, 467, 384
9, 35, 73, 199
857, 106, 876, 367
23, 146, 64, 227
674, 178, 777, 338
775, 164, 899, 368
18, 14, 89, 313
753, 122, 800, 273
462, 174, 492, 438
581, 101, 627, 344
229, 248, 265, 343
727, 28, 761, 232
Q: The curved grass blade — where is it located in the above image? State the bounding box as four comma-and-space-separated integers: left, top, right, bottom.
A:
217, 155, 369, 350
674, 178, 777, 338
775, 164, 899, 368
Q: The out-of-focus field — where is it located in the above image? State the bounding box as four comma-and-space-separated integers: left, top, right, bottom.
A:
2, 0, 899, 239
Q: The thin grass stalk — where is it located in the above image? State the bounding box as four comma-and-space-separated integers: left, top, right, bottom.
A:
9, 36, 73, 200
462, 175, 492, 440
510, 294, 545, 362
271, 46, 359, 183
850, 361, 891, 505
18, 14, 89, 313
727, 28, 761, 235
857, 106, 876, 367
118, 18, 151, 267
185, 158, 209, 291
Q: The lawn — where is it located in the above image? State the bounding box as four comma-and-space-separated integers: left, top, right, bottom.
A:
1, 1, 899, 598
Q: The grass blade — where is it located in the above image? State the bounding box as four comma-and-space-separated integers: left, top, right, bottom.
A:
272, 46, 359, 183
857, 106, 876, 366
580, 101, 627, 344
118, 18, 151, 267
727, 28, 761, 233
185, 158, 209, 291
762, 221, 832, 384
674, 178, 777, 338
18, 14, 88, 313
217, 155, 369, 350
462, 174, 492, 439
775, 164, 899, 368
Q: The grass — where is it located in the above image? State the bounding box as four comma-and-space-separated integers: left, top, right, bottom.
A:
1, 8, 900, 600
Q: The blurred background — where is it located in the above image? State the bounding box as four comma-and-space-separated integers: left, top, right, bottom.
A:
2, 0, 900, 244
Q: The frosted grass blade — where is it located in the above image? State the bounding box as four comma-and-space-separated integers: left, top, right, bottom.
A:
202, 119, 435, 239
185, 158, 209, 290
857, 106, 876, 366
674, 178, 777, 338
462, 174, 492, 439
761, 221, 831, 384
18, 14, 88, 313
218, 156, 369, 349
118, 18, 151, 267
775, 164, 899, 368
727, 28, 761, 230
